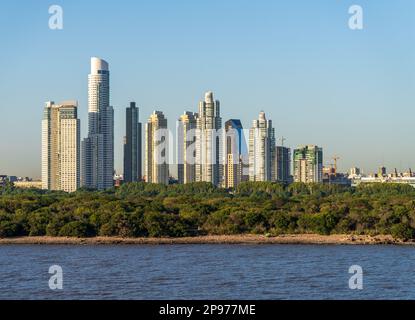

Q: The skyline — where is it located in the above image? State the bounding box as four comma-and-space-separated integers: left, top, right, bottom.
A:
39, 56, 316, 189
1, 0, 415, 178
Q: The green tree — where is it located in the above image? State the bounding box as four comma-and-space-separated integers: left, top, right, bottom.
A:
58, 221, 96, 237
391, 223, 415, 240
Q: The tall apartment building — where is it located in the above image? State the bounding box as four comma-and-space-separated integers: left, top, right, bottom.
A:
293, 145, 323, 183
276, 146, 291, 183
42, 101, 80, 192
224, 119, 247, 188
123, 102, 142, 183
248, 111, 276, 182
177, 111, 198, 184
195, 91, 222, 186
145, 111, 169, 184
82, 57, 114, 190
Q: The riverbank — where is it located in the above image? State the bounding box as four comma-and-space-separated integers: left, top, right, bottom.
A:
0, 234, 411, 245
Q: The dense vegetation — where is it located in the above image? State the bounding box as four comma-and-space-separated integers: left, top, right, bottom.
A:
1, 181, 415, 240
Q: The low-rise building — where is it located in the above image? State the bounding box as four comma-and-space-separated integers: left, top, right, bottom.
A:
351, 176, 415, 188
14, 181, 43, 189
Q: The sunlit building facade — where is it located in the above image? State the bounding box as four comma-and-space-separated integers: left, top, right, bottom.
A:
293, 145, 323, 183
82, 57, 114, 190
177, 111, 198, 184
195, 91, 222, 186
42, 101, 80, 192
248, 112, 275, 182
145, 111, 169, 184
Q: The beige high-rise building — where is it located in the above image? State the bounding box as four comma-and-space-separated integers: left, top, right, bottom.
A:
195, 91, 222, 186
177, 111, 198, 184
145, 111, 169, 184
248, 111, 276, 182
42, 101, 80, 192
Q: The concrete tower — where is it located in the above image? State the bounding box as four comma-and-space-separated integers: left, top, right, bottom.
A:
82, 57, 114, 190
248, 111, 276, 182
195, 91, 222, 186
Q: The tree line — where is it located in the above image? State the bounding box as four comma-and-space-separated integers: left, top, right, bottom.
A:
1, 181, 415, 240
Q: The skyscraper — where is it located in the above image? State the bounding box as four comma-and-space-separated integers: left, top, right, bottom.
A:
195, 91, 222, 186
145, 111, 169, 184
293, 145, 323, 183
224, 119, 247, 188
123, 102, 142, 183
42, 101, 80, 192
248, 111, 276, 182
275, 146, 291, 183
177, 111, 198, 184
81, 57, 114, 190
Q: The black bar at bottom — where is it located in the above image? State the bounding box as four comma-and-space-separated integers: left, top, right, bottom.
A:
0, 300, 411, 319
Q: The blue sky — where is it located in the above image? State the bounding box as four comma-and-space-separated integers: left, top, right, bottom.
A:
0, 0, 414, 178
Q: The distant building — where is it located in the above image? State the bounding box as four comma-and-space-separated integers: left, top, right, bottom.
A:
42, 101, 80, 192
224, 119, 247, 188
123, 102, 142, 183
349, 167, 361, 176
352, 176, 415, 188
145, 111, 169, 184
177, 111, 198, 184
293, 145, 323, 183
14, 181, 42, 189
350, 167, 415, 187
248, 111, 276, 182
195, 91, 222, 186
323, 169, 351, 186
323, 166, 336, 177
403, 169, 413, 178
391, 168, 399, 178
275, 146, 291, 183
378, 166, 387, 178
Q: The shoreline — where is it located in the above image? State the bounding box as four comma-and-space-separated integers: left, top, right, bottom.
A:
0, 234, 411, 245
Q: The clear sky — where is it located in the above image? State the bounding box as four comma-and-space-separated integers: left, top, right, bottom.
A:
0, 0, 414, 179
